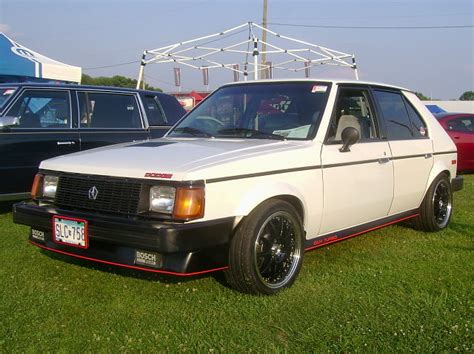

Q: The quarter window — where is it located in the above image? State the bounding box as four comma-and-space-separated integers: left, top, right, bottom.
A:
78, 92, 142, 129
143, 95, 166, 125
327, 88, 378, 142
7, 90, 70, 128
404, 99, 428, 138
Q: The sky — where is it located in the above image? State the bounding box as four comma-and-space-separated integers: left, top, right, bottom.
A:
0, 0, 473, 99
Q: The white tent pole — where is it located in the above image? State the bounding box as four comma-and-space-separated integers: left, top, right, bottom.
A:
253, 37, 259, 80
136, 51, 147, 89
352, 55, 359, 80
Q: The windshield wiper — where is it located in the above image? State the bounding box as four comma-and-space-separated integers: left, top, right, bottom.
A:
171, 126, 214, 138
217, 128, 286, 140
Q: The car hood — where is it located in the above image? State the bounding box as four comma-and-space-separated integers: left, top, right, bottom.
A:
40, 137, 317, 181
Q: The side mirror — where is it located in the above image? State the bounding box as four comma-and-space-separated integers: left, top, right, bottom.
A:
0, 116, 20, 128
339, 127, 360, 152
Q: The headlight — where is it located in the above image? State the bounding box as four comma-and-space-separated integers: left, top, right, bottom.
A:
43, 175, 59, 199
149, 185, 205, 220
149, 186, 176, 214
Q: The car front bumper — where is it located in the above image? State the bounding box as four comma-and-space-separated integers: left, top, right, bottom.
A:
13, 201, 235, 275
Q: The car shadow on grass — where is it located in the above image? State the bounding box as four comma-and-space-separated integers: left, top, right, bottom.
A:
40, 249, 224, 285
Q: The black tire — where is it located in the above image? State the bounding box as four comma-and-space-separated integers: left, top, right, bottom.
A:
413, 173, 453, 232
225, 199, 304, 295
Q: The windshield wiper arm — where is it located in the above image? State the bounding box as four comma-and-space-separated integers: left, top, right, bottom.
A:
171, 126, 214, 138
217, 128, 286, 140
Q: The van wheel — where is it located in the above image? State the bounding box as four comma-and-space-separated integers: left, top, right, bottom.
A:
225, 199, 304, 295
413, 174, 453, 232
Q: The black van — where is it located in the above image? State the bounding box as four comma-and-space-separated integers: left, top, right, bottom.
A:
0, 83, 185, 201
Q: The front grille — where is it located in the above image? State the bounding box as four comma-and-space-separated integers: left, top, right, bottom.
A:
55, 174, 143, 215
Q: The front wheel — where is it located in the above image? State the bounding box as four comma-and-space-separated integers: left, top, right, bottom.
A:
225, 199, 304, 295
413, 173, 453, 232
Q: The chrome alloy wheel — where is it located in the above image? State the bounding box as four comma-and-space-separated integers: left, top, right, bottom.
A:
254, 211, 302, 289
432, 178, 452, 229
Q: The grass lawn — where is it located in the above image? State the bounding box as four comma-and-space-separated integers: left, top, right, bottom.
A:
0, 176, 473, 352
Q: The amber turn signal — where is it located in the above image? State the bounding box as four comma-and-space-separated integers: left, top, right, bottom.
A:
31, 174, 43, 199
173, 187, 205, 220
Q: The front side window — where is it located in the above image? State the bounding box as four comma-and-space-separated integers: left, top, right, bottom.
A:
447, 116, 474, 132
78, 92, 142, 129
7, 90, 70, 128
327, 88, 378, 142
167, 82, 331, 140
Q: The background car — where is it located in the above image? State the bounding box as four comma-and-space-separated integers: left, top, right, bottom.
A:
435, 113, 474, 172
0, 83, 185, 201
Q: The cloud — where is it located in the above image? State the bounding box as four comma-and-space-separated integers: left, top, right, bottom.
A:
0, 23, 11, 34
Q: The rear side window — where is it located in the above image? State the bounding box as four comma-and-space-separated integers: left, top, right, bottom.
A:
143, 95, 166, 125
157, 94, 186, 125
447, 116, 474, 133
7, 89, 71, 128
374, 90, 420, 140
78, 92, 142, 129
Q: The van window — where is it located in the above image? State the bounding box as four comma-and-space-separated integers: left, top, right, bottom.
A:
7, 90, 70, 128
78, 92, 142, 129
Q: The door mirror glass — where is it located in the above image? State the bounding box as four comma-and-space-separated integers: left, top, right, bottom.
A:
0, 116, 20, 127
339, 126, 360, 152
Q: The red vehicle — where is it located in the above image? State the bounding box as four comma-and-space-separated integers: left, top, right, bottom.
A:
435, 113, 474, 172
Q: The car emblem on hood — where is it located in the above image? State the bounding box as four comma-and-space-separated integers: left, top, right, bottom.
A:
88, 186, 99, 200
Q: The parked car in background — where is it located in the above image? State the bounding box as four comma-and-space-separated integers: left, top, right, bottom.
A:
435, 113, 474, 172
0, 83, 185, 201
14, 79, 463, 295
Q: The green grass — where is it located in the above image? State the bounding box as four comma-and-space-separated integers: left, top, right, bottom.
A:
1, 176, 473, 352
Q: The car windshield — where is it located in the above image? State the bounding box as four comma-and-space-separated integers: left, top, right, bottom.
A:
168, 82, 331, 140
0, 88, 16, 110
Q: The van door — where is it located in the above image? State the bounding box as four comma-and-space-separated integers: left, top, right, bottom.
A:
77, 91, 149, 150
0, 88, 79, 198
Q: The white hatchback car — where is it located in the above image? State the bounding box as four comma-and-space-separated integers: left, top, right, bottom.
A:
14, 80, 463, 295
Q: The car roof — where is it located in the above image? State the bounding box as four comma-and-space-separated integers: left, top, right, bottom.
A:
0, 82, 167, 96
219, 78, 411, 92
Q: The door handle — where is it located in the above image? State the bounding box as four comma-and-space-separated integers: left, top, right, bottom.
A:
378, 157, 390, 164
424, 153, 433, 159
57, 141, 76, 146
453, 136, 460, 139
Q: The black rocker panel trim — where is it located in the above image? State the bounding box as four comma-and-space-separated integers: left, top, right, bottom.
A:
304, 209, 419, 251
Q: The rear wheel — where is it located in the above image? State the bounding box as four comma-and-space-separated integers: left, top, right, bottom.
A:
413, 174, 453, 232
225, 199, 304, 295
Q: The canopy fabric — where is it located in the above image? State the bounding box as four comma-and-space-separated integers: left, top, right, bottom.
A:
0, 33, 81, 83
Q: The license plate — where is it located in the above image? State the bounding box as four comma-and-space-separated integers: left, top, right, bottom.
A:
53, 216, 88, 248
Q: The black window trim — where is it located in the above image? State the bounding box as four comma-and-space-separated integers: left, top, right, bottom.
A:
324, 84, 385, 145
5, 87, 73, 130
75, 90, 145, 130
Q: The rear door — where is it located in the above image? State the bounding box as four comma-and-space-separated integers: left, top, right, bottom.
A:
373, 89, 433, 214
319, 85, 394, 234
0, 88, 79, 197
77, 90, 149, 150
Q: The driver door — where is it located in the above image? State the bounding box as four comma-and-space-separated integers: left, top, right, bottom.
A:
319, 86, 394, 235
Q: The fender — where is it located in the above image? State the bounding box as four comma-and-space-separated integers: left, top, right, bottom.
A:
234, 180, 310, 226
